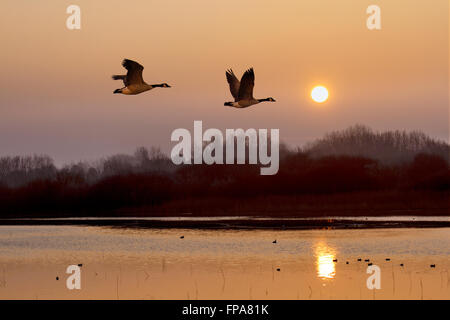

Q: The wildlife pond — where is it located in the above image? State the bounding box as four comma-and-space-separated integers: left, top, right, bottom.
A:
0, 217, 449, 299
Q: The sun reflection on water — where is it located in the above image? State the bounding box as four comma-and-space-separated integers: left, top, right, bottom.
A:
315, 242, 336, 279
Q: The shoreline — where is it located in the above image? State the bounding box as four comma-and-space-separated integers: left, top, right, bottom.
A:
1, 216, 449, 230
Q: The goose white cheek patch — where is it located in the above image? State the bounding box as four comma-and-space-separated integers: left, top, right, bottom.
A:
171, 121, 280, 175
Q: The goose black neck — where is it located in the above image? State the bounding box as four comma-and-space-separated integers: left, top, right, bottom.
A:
258, 98, 270, 102
152, 84, 165, 88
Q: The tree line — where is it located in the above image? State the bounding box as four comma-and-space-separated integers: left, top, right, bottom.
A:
0, 125, 448, 217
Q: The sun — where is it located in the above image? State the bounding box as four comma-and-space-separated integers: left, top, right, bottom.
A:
311, 86, 329, 103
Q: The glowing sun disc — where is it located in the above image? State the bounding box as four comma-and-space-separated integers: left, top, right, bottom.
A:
311, 86, 329, 103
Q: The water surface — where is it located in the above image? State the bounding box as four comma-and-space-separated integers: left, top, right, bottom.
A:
0, 225, 448, 299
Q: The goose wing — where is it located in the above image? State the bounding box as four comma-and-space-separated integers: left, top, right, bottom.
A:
226, 69, 240, 101
122, 59, 145, 86
238, 68, 255, 100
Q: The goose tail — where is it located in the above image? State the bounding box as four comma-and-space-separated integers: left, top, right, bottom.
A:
224, 102, 233, 106
112, 75, 125, 80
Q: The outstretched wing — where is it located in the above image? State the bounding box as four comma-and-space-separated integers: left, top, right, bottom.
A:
238, 68, 255, 100
226, 69, 240, 101
122, 59, 145, 86
112, 75, 127, 86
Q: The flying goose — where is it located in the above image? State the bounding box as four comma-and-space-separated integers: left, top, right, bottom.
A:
224, 68, 275, 108
112, 59, 171, 95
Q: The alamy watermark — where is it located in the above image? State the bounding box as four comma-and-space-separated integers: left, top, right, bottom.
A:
170, 121, 279, 175
66, 5, 81, 30
65, 4, 381, 31
66, 265, 81, 290
367, 5, 382, 30
366, 265, 381, 290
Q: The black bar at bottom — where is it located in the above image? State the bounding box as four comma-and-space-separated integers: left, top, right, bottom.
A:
0, 300, 445, 319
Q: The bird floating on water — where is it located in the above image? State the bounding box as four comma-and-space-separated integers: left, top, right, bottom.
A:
272, 240, 277, 244
180, 236, 185, 239
112, 59, 171, 95
225, 68, 275, 108
430, 264, 436, 268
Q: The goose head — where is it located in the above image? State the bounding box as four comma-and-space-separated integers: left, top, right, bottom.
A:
161, 83, 171, 88
259, 97, 276, 102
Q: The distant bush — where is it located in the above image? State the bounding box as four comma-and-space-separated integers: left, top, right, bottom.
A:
305, 125, 449, 164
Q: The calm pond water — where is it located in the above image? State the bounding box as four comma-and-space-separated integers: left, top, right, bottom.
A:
0, 225, 448, 299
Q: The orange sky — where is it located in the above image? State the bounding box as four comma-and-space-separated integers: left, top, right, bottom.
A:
0, 0, 448, 164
